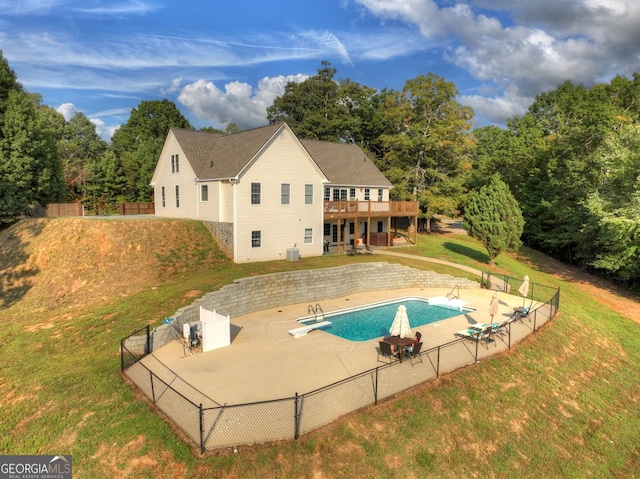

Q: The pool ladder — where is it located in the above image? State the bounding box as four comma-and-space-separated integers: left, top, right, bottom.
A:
307, 303, 325, 323
446, 285, 460, 300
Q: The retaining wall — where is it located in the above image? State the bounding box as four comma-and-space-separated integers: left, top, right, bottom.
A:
125, 262, 479, 354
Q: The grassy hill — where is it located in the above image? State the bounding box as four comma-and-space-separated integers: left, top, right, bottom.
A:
0, 218, 638, 478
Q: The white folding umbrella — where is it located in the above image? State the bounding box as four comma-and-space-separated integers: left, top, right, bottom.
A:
389, 304, 412, 338
489, 295, 499, 320
518, 275, 530, 306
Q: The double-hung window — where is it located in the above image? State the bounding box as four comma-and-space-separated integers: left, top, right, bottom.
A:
171, 154, 179, 173
305, 184, 313, 205
324, 187, 330, 201
201, 185, 209, 202
378, 188, 384, 201
304, 228, 313, 244
161, 186, 166, 207
175, 185, 180, 207
364, 188, 370, 200
350, 188, 356, 200
251, 231, 261, 248
281, 183, 290, 205
251, 182, 261, 205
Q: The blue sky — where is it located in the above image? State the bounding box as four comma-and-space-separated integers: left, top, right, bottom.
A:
1, 0, 639, 141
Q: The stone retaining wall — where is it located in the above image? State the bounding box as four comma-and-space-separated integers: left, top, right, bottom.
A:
124, 262, 479, 354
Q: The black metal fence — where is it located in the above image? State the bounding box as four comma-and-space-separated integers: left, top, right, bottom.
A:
121, 281, 559, 452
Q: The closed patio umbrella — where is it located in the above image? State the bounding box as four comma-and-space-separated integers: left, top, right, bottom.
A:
518, 275, 530, 306
489, 294, 499, 320
389, 304, 412, 339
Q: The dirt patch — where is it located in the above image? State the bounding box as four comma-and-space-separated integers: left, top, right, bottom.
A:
0, 218, 228, 317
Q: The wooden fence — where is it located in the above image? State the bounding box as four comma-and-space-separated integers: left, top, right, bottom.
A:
118, 202, 155, 215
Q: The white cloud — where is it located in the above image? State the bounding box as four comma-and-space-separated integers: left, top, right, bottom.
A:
178, 74, 309, 129
357, 0, 640, 122
90, 118, 120, 142
56, 102, 79, 121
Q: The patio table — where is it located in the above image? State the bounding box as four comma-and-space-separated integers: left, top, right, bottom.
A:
383, 336, 414, 362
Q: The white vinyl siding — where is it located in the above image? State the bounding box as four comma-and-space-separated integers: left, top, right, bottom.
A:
234, 127, 324, 263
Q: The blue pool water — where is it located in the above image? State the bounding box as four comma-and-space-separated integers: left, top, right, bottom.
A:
307, 297, 469, 342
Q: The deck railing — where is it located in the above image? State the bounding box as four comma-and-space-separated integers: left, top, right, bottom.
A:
323, 200, 418, 217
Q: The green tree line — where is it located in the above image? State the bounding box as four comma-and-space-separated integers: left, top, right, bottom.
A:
1, 51, 638, 288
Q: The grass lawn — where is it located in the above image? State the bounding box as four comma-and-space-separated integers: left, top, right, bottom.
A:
1, 219, 638, 478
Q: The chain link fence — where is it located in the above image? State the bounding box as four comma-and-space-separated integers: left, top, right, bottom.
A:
122, 280, 559, 452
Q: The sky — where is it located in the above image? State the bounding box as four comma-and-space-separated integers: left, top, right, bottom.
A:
1, 0, 639, 141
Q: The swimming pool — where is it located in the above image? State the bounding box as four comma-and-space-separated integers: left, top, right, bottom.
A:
299, 297, 473, 342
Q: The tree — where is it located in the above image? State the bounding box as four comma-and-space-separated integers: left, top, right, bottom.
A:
110, 99, 191, 201
380, 73, 474, 231
0, 53, 65, 224
582, 122, 640, 286
463, 175, 524, 266
267, 61, 386, 149
59, 112, 107, 201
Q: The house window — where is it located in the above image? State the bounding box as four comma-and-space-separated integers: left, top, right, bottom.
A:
161, 186, 165, 207
171, 154, 179, 173
378, 188, 384, 201
251, 230, 261, 248
324, 187, 330, 201
340, 189, 347, 200
201, 184, 209, 202
281, 183, 290, 205
175, 185, 180, 207
305, 184, 313, 205
251, 182, 261, 205
377, 221, 384, 232
349, 222, 355, 235
350, 188, 356, 200
304, 228, 313, 244
364, 188, 370, 200
324, 223, 331, 236
333, 188, 340, 201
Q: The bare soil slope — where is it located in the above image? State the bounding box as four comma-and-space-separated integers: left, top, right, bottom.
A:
0, 218, 227, 316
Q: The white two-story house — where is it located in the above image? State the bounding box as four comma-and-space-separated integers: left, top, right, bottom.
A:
151, 122, 418, 263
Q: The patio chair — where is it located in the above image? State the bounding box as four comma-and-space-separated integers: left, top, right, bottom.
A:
408, 341, 423, 365
378, 341, 397, 363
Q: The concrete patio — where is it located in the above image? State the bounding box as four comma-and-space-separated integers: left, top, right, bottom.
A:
136, 286, 531, 407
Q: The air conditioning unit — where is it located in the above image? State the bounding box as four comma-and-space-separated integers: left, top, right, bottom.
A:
286, 248, 300, 261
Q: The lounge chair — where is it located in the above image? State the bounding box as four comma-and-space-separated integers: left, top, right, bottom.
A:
470, 316, 512, 338
512, 306, 530, 322
455, 324, 494, 343
378, 341, 397, 363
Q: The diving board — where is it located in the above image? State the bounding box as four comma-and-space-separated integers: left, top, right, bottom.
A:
428, 296, 471, 311
288, 321, 332, 337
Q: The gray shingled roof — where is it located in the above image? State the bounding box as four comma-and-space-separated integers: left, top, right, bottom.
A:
171, 123, 283, 179
300, 139, 392, 188
171, 123, 391, 187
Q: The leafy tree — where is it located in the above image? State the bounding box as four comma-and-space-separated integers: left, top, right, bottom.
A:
582, 122, 640, 286
83, 149, 125, 214
463, 175, 524, 266
59, 112, 107, 201
0, 53, 65, 224
267, 61, 386, 149
111, 99, 191, 201
380, 73, 474, 230
224, 122, 241, 134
